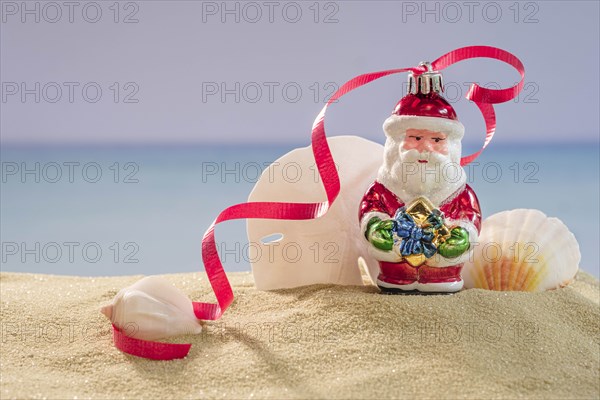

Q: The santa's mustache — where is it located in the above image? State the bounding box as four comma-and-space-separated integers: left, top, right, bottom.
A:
399, 148, 449, 164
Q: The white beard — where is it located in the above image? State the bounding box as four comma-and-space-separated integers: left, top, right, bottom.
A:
377, 138, 467, 206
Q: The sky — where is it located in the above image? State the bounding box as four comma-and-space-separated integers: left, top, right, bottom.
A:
1, 1, 599, 146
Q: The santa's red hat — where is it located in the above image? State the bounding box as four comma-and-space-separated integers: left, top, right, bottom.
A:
383, 64, 464, 140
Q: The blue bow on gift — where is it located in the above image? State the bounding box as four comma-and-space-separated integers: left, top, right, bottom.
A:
393, 207, 437, 259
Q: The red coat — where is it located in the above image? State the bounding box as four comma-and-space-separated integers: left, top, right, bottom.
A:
358, 181, 482, 267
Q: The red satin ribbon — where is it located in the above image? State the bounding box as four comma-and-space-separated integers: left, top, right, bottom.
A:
111, 46, 525, 359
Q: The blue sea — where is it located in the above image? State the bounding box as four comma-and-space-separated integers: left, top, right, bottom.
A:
1, 142, 598, 278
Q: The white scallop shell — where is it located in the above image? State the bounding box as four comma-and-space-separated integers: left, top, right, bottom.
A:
100, 276, 202, 340
247, 135, 383, 290
462, 209, 580, 291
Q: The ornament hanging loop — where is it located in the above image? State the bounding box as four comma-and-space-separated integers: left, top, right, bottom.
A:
418, 61, 434, 72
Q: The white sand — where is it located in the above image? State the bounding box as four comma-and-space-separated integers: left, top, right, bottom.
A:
1, 271, 598, 399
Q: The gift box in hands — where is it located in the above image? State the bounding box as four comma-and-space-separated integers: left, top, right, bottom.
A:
392, 197, 453, 267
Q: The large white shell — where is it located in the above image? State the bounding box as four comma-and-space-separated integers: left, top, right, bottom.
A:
462, 209, 580, 291
100, 276, 202, 340
247, 135, 383, 290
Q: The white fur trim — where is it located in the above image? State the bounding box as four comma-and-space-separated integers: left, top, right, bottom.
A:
360, 211, 403, 263
383, 115, 464, 139
376, 166, 467, 209
417, 280, 463, 293
377, 279, 417, 291
426, 219, 478, 267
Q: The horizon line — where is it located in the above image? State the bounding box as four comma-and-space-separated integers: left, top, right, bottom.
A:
1, 139, 599, 149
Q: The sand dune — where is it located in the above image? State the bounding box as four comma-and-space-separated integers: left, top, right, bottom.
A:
1, 271, 598, 399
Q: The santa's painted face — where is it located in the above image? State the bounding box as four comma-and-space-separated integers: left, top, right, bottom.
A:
378, 128, 466, 205
402, 129, 448, 157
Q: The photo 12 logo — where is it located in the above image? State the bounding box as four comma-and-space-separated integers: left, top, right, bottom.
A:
1, 1, 140, 24
393, 160, 540, 185
401, 81, 540, 105
201, 1, 340, 24
201, 161, 339, 184
214, 240, 341, 265
1, 82, 140, 104
400, 1, 540, 24
398, 320, 539, 344
201, 81, 340, 104
1, 241, 140, 264
1, 161, 140, 184
2, 320, 112, 344
203, 320, 341, 344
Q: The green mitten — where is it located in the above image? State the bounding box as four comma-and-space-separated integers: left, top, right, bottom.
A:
438, 226, 470, 258
365, 217, 395, 251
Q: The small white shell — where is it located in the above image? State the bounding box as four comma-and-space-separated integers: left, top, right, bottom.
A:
462, 209, 580, 291
101, 276, 202, 340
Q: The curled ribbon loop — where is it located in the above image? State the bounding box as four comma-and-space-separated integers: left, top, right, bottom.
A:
111, 46, 525, 360
431, 46, 525, 166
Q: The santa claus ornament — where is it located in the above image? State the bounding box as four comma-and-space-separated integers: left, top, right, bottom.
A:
360, 62, 480, 294
101, 46, 581, 360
